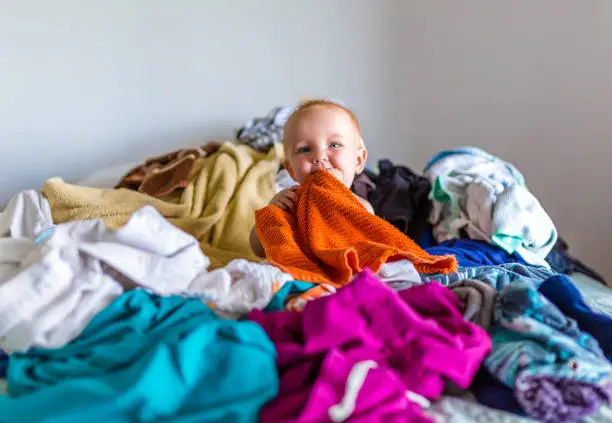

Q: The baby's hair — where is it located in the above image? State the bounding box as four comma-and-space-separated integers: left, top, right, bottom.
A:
285, 99, 361, 133
283, 100, 363, 152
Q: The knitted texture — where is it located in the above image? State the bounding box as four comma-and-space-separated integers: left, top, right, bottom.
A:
255, 170, 457, 285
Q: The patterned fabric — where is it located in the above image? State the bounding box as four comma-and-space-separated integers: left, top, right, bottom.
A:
539, 274, 612, 360
485, 278, 612, 423
235, 106, 294, 152
424, 146, 556, 267
421, 263, 555, 292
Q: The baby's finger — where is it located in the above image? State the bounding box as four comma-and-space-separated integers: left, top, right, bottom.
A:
275, 200, 288, 211
279, 197, 294, 210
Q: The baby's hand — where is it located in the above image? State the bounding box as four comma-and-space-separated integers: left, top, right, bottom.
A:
269, 186, 299, 211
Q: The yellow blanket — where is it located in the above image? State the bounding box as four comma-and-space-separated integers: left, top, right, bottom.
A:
43, 142, 282, 268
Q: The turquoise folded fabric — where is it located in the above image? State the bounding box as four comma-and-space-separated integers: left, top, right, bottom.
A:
0, 290, 278, 423
263, 281, 315, 312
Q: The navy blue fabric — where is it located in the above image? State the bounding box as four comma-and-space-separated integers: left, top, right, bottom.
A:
425, 239, 528, 267
0, 350, 7, 378
539, 274, 612, 360
417, 225, 437, 249
470, 368, 526, 416
545, 237, 607, 285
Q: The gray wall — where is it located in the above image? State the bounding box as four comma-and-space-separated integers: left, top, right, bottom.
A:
393, 1, 612, 281
2, 1, 611, 279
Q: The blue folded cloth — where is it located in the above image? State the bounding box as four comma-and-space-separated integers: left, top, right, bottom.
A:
426, 239, 528, 267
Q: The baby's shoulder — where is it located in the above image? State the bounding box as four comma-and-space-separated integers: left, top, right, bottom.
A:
354, 194, 374, 214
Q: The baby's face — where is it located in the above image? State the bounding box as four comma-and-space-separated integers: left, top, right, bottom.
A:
284, 105, 367, 187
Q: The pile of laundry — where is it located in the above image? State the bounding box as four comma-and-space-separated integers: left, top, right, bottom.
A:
0, 105, 609, 423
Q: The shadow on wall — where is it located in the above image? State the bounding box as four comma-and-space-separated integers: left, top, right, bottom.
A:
0, 123, 236, 207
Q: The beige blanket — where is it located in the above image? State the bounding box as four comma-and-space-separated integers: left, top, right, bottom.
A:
43, 142, 282, 268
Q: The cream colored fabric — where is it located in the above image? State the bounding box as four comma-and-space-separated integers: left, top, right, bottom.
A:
43, 142, 282, 268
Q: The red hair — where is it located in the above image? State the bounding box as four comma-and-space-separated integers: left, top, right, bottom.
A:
283, 99, 361, 138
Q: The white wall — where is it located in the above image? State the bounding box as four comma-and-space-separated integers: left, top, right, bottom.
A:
393, 1, 612, 281
0, 0, 395, 201
2, 1, 611, 279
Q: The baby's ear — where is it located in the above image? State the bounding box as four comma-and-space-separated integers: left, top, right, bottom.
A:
356, 145, 368, 174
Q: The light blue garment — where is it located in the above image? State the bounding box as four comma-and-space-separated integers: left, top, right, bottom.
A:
424, 147, 556, 267
484, 278, 612, 422
0, 290, 278, 423
424, 146, 526, 186
421, 263, 555, 292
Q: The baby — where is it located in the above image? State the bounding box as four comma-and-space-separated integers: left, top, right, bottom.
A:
250, 99, 374, 257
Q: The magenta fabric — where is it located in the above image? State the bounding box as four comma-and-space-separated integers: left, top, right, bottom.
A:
249, 270, 492, 422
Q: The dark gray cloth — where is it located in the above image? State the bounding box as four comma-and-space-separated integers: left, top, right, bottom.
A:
449, 279, 496, 331
357, 160, 432, 241
545, 236, 607, 285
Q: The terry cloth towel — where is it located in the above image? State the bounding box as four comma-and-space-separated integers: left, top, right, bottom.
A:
115, 142, 221, 197
255, 170, 457, 286
42, 142, 282, 268
0, 290, 278, 423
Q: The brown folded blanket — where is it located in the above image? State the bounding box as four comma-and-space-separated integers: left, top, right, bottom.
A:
116, 142, 221, 197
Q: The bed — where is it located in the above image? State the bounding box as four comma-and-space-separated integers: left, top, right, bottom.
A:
1, 141, 611, 423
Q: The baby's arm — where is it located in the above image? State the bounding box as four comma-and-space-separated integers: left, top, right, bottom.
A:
250, 186, 299, 258
249, 228, 265, 258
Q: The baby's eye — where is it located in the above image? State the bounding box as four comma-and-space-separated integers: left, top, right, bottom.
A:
296, 146, 310, 154
330, 142, 343, 149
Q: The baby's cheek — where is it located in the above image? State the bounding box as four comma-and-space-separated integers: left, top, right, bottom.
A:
329, 168, 344, 182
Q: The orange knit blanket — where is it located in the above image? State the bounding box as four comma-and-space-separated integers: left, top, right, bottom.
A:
255, 170, 457, 285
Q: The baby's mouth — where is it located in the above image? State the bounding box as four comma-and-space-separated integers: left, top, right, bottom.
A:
312, 162, 332, 172
312, 164, 343, 181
